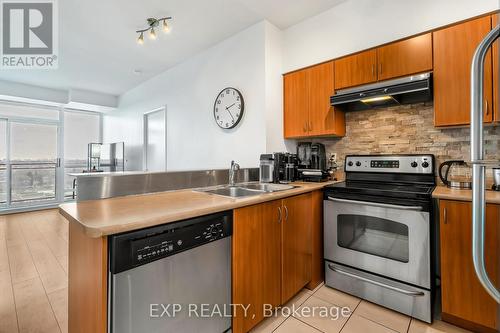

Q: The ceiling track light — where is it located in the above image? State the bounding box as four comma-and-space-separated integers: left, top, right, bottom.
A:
136, 17, 172, 44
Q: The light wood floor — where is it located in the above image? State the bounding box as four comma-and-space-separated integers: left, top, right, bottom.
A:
0, 209, 68, 333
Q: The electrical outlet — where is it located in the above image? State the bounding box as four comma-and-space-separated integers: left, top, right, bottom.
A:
330, 153, 337, 162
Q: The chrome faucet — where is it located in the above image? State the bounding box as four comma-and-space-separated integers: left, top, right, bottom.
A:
229, 160, 240, 186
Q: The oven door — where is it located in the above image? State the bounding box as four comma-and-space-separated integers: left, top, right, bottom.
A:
324, 196, 430, 288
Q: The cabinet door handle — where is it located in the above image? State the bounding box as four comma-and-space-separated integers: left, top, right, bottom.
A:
284, 205, 289, 222
443, 207, 448, 224
278, 207, 282, 224
485, 100, 489, 116
303, 122, 307, 132
379, 63, 383, 76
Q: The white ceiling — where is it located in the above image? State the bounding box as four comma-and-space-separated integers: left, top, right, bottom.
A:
0, 0, 346, 96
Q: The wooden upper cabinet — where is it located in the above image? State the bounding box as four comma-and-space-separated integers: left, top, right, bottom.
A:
434, 16, 494, 126
281, 193, 312, 303
377, 33, 433, 81
493, 14, 499, 122
334, 49, 377, 89
308, 61, 345, 137
284, 70, 309, 138
439, 200, 499, 332
284, 62, 345, 139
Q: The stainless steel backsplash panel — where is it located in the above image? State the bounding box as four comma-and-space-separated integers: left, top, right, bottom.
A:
75, 168, 259, 201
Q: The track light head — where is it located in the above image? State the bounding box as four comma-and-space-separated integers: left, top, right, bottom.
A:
149, 27, 157, 40
137, 32, 144, 44
163, 20, 170, 33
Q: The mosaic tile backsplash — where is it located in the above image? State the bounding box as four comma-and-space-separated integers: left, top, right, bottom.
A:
311, 102, 500, 182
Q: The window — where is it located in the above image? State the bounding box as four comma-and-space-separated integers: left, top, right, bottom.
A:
0, 102, 102, 210
63, 110, 101, 199
10, 122, 58, 203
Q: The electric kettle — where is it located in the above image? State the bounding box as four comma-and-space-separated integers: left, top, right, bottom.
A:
438, 160, 472, 189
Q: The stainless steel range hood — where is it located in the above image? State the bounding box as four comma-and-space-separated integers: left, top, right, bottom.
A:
330, 72, 432, 111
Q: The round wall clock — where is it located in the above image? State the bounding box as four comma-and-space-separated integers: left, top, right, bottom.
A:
213, 87, 244, 129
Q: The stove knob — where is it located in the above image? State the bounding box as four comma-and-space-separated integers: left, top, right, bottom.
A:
347, 161, 353, 167
422, 161, 429, 168
411, 161, 418, 168
355, 161, 361, 167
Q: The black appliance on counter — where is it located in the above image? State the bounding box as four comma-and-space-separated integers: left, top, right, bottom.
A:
296, 142, 329, 182
274, 152, 297, 183
323, 154, 436, 323
259, 153, 297, 183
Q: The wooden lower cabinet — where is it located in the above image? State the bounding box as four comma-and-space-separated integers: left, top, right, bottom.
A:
232, 193, 315, 333
68, 222, 108, 333
232, 199, 282, 333
439, 200, 499, 333
281, 193, 312, 303
306, 190, 324, 290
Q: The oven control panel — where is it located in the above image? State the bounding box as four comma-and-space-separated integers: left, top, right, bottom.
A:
345, 155, 434, 174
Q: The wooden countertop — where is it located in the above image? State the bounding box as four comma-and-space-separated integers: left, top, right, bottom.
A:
432, 185, 500, 204
59, 181, 337, 238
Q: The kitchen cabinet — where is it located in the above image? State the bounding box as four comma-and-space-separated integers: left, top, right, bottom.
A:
333, 33, 432, 90
283, 69, 309, 137
377, 33, 432, 81
493, 14, 499, 122
284, 61, 345, 139
232, 199, 282, 333
307, 190, 324, 290
308, 62, 346, 137
439, 200, 499, 333
232, 193, 313, 332
281, 193, 312, 303
433, 16, 494, 126
334, 49, 378, 89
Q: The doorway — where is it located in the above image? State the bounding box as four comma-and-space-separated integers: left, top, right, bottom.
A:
143, 107, 167, 172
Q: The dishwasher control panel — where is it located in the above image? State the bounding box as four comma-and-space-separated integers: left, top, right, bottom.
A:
109, 211, 233, 274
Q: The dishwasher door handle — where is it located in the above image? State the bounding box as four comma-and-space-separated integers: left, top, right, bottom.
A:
326, 197, 423, 211
328, 264, 425, 297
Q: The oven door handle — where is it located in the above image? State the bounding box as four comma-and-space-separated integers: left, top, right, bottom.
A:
327, 264, 425, 297
326, 197, 423, 211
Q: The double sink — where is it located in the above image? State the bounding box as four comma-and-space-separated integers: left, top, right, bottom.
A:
198, 183, 296, 198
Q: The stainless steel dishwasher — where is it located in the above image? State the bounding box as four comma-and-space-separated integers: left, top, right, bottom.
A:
109, 211, 232, 333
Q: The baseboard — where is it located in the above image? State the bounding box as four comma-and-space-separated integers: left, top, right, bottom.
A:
441, 312, 498, 333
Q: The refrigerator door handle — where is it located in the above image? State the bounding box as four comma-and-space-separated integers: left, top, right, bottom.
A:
470, 23, 500, 304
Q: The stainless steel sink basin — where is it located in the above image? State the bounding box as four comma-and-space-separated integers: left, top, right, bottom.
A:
198, 183, 297, 198
238, 183, 295, 192
202, 186, 264, 198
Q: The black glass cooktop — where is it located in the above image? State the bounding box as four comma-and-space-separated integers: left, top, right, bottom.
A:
325, 181, 435, 199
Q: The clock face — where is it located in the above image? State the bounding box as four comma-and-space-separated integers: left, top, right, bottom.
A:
213, 87, 244, 129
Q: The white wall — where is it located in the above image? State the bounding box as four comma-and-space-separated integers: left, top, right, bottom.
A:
283, 0, 499, 72
104, 0, 499, 172
104, 22, 268, 171
264, 21, 296, 153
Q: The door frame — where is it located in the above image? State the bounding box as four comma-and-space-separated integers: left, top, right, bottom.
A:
143, 106, 167, 171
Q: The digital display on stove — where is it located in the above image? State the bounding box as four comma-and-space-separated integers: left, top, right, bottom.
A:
371, 160, 400, 168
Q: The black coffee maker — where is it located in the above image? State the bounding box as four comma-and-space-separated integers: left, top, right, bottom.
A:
296, 143, 328, 182
273, 152, 297, 183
